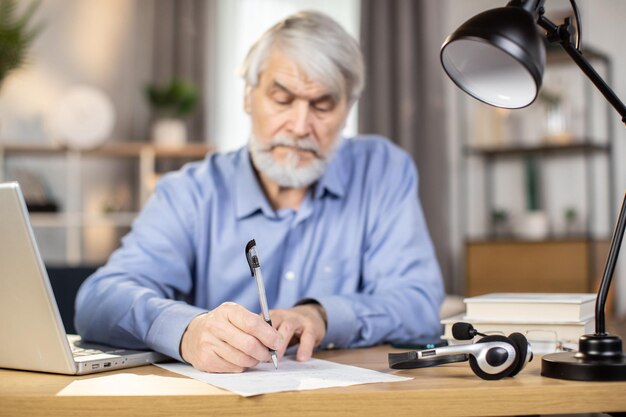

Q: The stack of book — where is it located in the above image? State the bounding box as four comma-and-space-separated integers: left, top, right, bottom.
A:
441, 293, 596, 354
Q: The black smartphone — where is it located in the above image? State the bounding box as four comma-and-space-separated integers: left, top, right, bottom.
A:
391, 337, 448, 350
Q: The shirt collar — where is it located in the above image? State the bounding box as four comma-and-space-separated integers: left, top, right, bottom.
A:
313, 142, 347, 200
234, 142, 348, 219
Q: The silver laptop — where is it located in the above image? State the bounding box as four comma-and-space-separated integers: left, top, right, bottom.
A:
0, 182, 168, 374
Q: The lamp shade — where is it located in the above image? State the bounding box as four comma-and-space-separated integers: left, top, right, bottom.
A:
441, 6, 546, 108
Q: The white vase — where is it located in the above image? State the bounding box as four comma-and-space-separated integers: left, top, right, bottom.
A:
151, 118, 187, 148
513, 211, 550, 240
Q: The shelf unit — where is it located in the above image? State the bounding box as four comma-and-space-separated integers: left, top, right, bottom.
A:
0, 142, 212, 266
465, 141, 613, 239
461, 46, 615, 296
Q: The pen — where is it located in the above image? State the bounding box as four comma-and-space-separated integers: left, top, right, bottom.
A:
245, 239, 279, 369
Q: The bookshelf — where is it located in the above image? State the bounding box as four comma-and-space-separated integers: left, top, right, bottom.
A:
0, 142, 212, 265
461, 45, 615, 295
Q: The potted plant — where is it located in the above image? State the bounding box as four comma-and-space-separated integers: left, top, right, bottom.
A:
0, 0, 42, 89
145, 79, 198, 147
490, 208, 510, 238
564, 206, 579, 236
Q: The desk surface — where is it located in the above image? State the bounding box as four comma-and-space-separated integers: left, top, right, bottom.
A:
1, 345, 626, 417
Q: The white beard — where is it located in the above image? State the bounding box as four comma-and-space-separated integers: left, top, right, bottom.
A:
249, 134, 341, 189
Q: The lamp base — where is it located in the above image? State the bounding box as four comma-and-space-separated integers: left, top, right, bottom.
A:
541, 333, 626, 381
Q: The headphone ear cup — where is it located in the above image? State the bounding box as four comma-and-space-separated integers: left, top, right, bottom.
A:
468, 335, 517, 380
506, 332, 529, 377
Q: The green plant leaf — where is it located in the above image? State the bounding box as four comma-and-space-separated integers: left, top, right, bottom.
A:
144, 78, 199, 118
0, 0, 43, 84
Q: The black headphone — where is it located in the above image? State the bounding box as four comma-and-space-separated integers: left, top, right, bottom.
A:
388, 322, 533, 380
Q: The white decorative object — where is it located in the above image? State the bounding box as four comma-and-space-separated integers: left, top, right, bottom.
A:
151, 118, 187, 148
50, 85, 115, 149
513, 211, 550, 240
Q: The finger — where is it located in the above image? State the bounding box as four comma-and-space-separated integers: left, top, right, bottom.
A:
211, 337, 260, 369
265, 311, 288, 358
185, 310, 263, 372
225, 304, 283, 350
296, 329, 317, 361
276, 318, 299, 359
195, 348, 246, 373
209, 316, 272, 362
226, 331, 272, 363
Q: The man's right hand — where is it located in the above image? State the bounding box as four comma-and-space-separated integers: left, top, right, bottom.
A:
180, 302, 284, 373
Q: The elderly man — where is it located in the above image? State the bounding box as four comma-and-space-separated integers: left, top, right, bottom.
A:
75, 11, 444, 373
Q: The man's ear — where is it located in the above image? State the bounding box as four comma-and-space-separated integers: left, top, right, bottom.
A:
243, 86, 252, 114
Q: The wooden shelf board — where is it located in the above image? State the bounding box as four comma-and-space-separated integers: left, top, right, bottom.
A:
30, 212, 138, 228
465, 142, 609, 157
0, 142, 213, 158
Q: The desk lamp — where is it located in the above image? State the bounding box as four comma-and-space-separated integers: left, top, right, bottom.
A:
440, 0, 626, 381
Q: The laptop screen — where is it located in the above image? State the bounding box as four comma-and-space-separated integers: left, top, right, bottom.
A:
0, 182, 77, 374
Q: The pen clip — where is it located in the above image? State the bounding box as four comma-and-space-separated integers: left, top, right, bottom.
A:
245, 239, 257, 276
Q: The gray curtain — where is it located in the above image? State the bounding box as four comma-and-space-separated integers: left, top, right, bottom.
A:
359, 0, 453, 293
151, 0, 212, 142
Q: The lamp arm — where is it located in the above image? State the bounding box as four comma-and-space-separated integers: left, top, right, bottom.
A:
536, 10, 626, 335
595, 193, 626, 335
537, 14, 626, 125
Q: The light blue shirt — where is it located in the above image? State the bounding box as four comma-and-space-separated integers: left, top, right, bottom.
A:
75, 136, 444, 361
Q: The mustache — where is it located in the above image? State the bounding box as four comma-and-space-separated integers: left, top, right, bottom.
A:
264, 135, 323, 158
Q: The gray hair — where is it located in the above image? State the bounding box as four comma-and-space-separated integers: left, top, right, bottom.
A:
240, 10, 365, 103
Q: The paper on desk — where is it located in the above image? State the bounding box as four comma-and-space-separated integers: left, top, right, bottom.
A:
56, 373, 226, 396
156, 357, 411, 396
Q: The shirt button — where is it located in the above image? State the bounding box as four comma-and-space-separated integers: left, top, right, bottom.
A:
285, 271, 295, 281
326, 343, 335, 350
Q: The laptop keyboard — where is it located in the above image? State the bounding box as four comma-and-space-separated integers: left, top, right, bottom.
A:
71, 344, 126, 357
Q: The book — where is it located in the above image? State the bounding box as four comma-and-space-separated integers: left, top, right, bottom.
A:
441, 314, 593, 344
463, 293, 596, 323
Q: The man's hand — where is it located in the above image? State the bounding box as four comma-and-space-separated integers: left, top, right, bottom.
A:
180, 302, 283, 373
270, 304, 327, 362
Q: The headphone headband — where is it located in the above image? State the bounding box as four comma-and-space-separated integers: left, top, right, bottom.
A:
389, 350, 468, 369
388, 341, 517, 374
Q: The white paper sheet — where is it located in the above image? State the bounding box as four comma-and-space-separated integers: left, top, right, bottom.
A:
56, 373, 225, 396
156, 357, 411, 396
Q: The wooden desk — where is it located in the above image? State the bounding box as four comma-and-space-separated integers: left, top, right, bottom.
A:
1, 345, 626, 417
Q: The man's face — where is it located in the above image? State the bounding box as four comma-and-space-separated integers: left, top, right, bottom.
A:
246, 49, 351, 188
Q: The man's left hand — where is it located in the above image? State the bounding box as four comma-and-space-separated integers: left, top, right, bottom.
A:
269, 304, 327, 362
